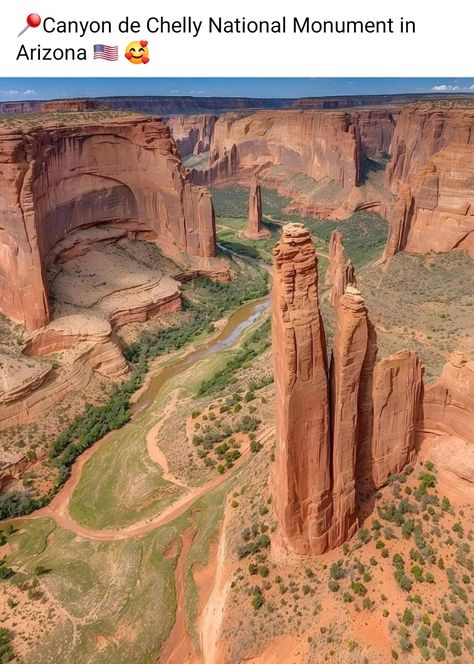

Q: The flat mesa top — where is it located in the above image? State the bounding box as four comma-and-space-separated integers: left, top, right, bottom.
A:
0, 110, 154, 133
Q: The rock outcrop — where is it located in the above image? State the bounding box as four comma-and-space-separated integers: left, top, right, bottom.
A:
325, 230, 357, 306
329, 286, 370, 547
384, 103, 474, 258
0, 114, 222, 330
243, 178, 271, 239
420, 351, 474, 443
0, 313, 130, 431
420, 436, 474, 504
370, 350, 424, 488
271, 223, 332, 555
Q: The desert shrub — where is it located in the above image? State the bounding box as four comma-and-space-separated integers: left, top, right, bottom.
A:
394, 570, 412, 592
401, 608, 414, 626
411, 565, 424, 582
449, 641, 462, 656
330, 562, 345, 580
357, 528, 371, 544
351, 582, 367, 597
0, 628, 14, 663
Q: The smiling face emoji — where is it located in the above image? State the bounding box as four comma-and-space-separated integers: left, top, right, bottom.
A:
125, 40, 149, 64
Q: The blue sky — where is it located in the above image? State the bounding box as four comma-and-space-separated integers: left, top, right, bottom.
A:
0, 78, 473, 101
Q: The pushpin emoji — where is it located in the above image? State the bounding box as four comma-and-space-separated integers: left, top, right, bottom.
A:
18, 14, 42, 37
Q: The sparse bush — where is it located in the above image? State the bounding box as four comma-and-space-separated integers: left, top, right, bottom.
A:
402, 608, 415, 626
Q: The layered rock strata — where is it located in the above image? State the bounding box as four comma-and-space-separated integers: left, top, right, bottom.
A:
0, 313, 130, 431
384, 103, 474, 258
271, 223, 332, 555
243, 177, 271, 239
0, 114, 222, 330
325, 230, 357, 306
192, 110, 361, 189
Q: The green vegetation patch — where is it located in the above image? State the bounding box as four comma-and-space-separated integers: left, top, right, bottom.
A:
197, 318, 271, 397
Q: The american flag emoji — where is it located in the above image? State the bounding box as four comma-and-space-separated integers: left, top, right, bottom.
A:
93, 44, 119, 61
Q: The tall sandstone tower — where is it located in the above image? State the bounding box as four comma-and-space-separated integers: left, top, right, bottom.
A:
243, 177, 271, 239
329, 286, 371, 548
272, 223, 424, 555
271, 223, 332, 555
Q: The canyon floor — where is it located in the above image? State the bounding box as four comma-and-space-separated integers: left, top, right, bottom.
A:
1, 188, 473, 664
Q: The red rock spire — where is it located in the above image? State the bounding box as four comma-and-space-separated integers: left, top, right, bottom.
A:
329, 285, 370, 548
243, 177, 271, 239
271, 222, 332, 555
326, 230, 357, 306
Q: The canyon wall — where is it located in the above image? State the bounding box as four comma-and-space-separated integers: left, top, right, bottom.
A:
166, 114, 216, 157
356, 109, 398, 158
194, 110, 361, 189
0, 114, 219, 330
384, 103, 474, 258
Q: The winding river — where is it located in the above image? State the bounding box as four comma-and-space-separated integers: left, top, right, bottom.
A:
33, 250, 272, 541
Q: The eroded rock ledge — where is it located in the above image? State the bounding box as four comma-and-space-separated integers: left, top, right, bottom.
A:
0, 113, 226, 330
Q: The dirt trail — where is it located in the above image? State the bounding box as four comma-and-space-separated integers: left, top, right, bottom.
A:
146, 392, 189, 488
200, 503, 232, 664
158, 526, 199, 664
31, 428, 273, 542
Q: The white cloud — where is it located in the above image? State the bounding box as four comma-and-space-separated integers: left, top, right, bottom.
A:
0, 89, 19, 96
189, 90, 208, 95
23, 89, 37, 96
432, 84, 461, 92
169, 89, 179, 94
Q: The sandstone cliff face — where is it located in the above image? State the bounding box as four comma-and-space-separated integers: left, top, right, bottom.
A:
329, 286, 370, 547
271, 223, 332, 555
0, 115, 219, 330
200, 110, 361, 189
420, 352, 474, 443
325, 230, 357, 307
166, 114, 216, 157
371, 350, 424, 488
243, 177, 271, 239
356, 109, 398, 159
384, 104, 474, 258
